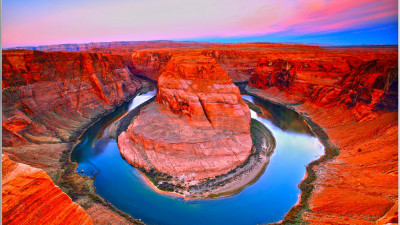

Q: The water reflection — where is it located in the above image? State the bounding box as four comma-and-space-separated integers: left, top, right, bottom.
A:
129, 89, 157, 110
242, 95, 312, 135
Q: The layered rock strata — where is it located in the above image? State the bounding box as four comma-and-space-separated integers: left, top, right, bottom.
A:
2, 154, 92, 225
118, 54, 252, 183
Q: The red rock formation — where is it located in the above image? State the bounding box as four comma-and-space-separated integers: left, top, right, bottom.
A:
249, 54, 398, 120
118, 54, 252, 182
2, 154, 92, 225
127, 50, 172, 80
249, 58, 296, 90
246, 47, 398, 224
2, 49, 146, 224
156, 54, 251, 132
3, 50, 143, 149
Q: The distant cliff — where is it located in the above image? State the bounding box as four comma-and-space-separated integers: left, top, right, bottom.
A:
8, 40, 221, 52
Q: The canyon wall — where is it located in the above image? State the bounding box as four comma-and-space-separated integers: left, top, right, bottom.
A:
3, 50, 143, 172
247, 48, 398, 224
124, 43, 391, 83
249, 54, 398, 120
118, 54, 252, 182
2, 49, 147, 224
2, 154, 92, 225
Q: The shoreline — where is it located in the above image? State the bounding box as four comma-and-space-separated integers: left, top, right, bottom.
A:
243, 85, 397, 224
60, 85, 156, 225
138, 170, 191, 200
244, 86, 340, 223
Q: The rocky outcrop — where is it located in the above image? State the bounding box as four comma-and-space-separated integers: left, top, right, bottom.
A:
249, 58, 296, 90
156, 54, 251, 132
118, 54, 252, 183
2, 154, 92, 225
127, 50, 172, 80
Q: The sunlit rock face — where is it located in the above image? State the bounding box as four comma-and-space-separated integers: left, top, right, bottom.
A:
118, 54, 252, 182
2, 154, 93, 225
2, 50, 143, 147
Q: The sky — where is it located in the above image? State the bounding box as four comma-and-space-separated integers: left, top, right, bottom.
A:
1, 0, 398, 48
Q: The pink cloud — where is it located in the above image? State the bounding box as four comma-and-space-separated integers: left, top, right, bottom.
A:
1, 0, 398, 47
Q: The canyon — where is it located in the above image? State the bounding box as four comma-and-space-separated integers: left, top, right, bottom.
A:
2, 41, 398, 224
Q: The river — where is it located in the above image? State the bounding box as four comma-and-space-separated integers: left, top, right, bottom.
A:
72, 89, 324, 225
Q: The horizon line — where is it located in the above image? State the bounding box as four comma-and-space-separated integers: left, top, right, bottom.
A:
3, 39, 399, 50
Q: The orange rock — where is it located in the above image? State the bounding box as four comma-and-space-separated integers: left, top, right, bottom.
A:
2, 50, 143, 145
156, 54, 251, 132
2, 154, 92, 225
119, 54, 252, 182
249, 54, 398, 122
249, 58, 296, 90
246, 50, 398, 224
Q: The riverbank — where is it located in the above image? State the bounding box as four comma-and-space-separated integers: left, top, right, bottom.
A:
245, 85, 398, 224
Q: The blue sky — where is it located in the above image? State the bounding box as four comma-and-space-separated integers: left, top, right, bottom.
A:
2, 0, 398, 48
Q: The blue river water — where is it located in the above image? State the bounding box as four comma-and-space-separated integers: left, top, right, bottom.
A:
72, 90, 324, 225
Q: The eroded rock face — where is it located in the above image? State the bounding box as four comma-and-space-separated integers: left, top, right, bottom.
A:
2, 154, 92, 225
249, 56, 398, 121
156, 54, 251, 132
249, 58, 296, 90
3, 50, 143, 148
118, 54, 252, 182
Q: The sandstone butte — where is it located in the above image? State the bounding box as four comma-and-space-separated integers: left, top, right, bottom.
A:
2, 42, 398, 224
118, 54, 252, 182
2, 154, 92, 225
